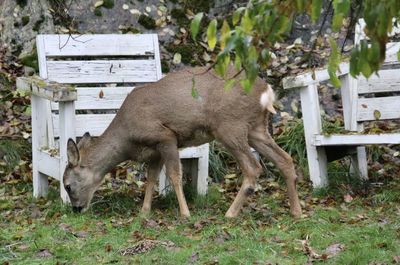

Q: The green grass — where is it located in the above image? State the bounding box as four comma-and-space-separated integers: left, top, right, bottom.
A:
1, 174, 400, 265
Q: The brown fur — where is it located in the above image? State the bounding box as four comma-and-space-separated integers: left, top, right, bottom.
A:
63, 66, 302, 218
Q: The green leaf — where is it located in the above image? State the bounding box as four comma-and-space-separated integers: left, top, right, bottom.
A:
232, 7, 245, 26
240, 79, 252, 93
328, 37, 341, 87
397, 49, 400, 62
373, 110, 381, 120
241, 10, 253, 33
311, 0, 323, 23
234, 54, 241, 71
191, 77, 199, 99
224, 79, 236, 91
207, 19, 217, 51
220, 20, 231, 51
190, 12, 203, 41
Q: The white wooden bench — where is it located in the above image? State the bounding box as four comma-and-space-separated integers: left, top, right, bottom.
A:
16, 34, 209, 202
282, 19, 400, 187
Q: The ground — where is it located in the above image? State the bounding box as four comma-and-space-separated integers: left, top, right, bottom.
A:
1, 166, 400, 265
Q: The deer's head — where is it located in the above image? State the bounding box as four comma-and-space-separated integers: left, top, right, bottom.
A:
63, 132, 100, 213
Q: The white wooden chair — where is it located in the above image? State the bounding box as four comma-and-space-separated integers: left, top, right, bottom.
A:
16, 34, 209, 202
282, 19, 400, 187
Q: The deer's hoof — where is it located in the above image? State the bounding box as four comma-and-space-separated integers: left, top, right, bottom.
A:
291, 208, 302, 219
225, 210, 239, 218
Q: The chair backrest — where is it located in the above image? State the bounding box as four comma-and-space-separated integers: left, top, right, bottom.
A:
36, 34, 162, 138
353, 20, 400, 125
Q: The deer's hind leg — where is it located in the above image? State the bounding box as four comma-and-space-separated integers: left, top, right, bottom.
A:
141, 155, 163, 215
214, 123, 263, 218
249, 126, 302, 218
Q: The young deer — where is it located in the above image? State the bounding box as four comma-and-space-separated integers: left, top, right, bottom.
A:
63, 67, 302, 218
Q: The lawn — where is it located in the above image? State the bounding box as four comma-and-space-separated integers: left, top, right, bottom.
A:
1, 167, 400, 265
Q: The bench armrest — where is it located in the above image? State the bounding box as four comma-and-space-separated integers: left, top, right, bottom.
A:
16, 76, 77, 102
282, 62, 350, 89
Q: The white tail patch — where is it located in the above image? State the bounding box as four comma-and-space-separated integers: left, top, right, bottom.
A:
260, 84, 277, 114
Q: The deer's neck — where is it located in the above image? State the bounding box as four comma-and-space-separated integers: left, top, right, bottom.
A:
83, 131, 130, 180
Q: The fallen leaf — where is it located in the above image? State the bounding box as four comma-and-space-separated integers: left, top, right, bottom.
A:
59, 223, 72, 232
36, 249, 53, 258
325, 243, 345, 257
343, 194, 353, 203
74, 231, 89, 238
173, 53, 182, 65
142, 219, 160, 229
189, 252, 199, 263
393, 256, 400, 264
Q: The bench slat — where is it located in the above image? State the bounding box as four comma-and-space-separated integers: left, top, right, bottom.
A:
47, 59, 158, 83
358, 68, 400, 94
53, 114, 116, 137
50, 87, 134, 110
313, 133, 400, 146
357, 96, 400, 121
41, 34, 157, 57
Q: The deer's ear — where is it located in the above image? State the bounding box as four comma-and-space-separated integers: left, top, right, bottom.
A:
67, 139, 80, 166
77, 132, 92, 150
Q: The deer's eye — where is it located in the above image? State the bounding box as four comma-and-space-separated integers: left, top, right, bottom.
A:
65, 185, 71, 192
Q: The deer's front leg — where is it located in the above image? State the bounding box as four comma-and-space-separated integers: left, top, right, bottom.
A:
157, 141, 190, 218
141, 157, 163, 215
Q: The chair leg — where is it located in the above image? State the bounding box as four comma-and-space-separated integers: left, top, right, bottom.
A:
306, 145, 329, 188
350, 146, 368, 180
196, 144, 209, 195
33, 169, 48, 198
158, 166, 169, 195
31, 95, 49, 197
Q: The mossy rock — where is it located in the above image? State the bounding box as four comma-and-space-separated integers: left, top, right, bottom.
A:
138, 15, 156, 30
120, 25, 141, 34
103, 0, 114, 9
184, 0, 214, 13
33, 15, 45, 32
19, 48, 39, 73
94, 7, 102, 17
161, 59, 170, 73
16, 0, 27, 8
171, 9, 189, 26
21, 16, 30, 26
166, 42, 203, 65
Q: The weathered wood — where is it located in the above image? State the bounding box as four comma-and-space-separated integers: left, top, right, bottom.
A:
47, 60, 159, 84
313, 134, 400, 146
37, 149, 61, 180
300, 84, 328, 187
31, 95, 50, 197
282, 62, 350, 89
28, 33, 209, 200
58, 101, 75, 202
357, 96, 400, 121
358, 68, 400, 94
50, 87, 135, 110
53, 114, 115, 137
16, 76, 77, 102
41, 34, 158, 57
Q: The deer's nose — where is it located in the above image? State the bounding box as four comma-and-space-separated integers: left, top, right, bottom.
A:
72, 206, 83, 213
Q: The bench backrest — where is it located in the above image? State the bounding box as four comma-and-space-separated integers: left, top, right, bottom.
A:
351, 20, 400, 127
37, 34, 162, 138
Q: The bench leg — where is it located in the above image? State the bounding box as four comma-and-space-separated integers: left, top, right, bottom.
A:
158, 166, 169, 195
300, 84, 328, 187
59, 101, 75, 203
306, 146, 328, 187
196, 144, 209, 195
32, 169, 48, 197
31, 95, 49, 197
350, 146, 368, 180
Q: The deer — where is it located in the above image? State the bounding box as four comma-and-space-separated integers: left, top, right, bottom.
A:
63, 66, 302, 218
